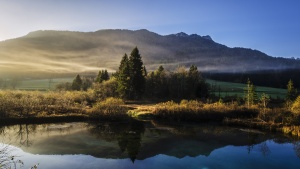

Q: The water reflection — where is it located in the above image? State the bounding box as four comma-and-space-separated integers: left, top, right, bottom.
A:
294, 141, 300, 158
88, 120, 145, 162
259, 142, 271, 156
16, 124, 37, 147
0, 121, 300, 169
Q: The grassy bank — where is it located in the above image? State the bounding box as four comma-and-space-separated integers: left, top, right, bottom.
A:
129, 100, 300, 137
0, 90, 300, 137
0, 90, 129, 124
152, 100, 259, 122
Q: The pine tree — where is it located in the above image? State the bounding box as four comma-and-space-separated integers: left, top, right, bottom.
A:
142, 66, 147, 77
103, 70, 109, 81
96, 70, 109, 83
260, 93, 270, 109
286, 79, 297, 102
128, 47, 145, 99
152, 65, 168, 98
188, 65, 200, 97
72, 74, 82, 91
117, 54, 131, 99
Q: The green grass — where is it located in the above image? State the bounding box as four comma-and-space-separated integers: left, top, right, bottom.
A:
15, 77, 73, 90
207, 79, 287, 99
13, 77, 287, 100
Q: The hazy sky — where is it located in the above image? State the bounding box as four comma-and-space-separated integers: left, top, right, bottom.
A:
0, 0, 299, 58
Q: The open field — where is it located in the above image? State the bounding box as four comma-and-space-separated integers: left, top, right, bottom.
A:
9, 78, 288, 100
207, 79, 287, 99
15, 77, 73, 90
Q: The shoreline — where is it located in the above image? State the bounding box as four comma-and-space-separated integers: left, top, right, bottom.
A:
1, 104, 299, 138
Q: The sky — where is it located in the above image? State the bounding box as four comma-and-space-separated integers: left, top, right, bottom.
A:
0, 0, 299, 58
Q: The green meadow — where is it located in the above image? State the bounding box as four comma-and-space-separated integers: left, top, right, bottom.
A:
206, 79, 287, 99
13, 77, 287, 100
15, 78, 73, 91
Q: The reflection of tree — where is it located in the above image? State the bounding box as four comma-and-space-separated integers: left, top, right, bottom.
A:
117, 121, 144, 163
88, 120, 145, 162
259, 142, 271, 156
0, 126, 6, 135
246, 133, 258, 154
294, 141, 300, 158
15, 124, 37, 147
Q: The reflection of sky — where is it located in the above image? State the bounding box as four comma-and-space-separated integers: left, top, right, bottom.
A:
8, 141, 300, 169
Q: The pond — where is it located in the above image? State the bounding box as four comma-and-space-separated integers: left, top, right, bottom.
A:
0, 120, 300, 169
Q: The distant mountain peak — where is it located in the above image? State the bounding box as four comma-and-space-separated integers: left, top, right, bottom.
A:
172, 32, 213, 41
202, 35, 212, 41
175, 32, 189, 37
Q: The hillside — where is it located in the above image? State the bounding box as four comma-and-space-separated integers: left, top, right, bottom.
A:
0, 29, 299, 78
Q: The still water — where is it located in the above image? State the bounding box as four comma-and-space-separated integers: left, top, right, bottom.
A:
0, 120, 300, 169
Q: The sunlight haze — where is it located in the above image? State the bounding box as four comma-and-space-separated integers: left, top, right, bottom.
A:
0, 0, 299, 58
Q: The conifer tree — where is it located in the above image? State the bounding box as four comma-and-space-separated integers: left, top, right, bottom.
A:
117, 54, 131, 99
142, 66, 147, 77
72, 74, 82, 91
188, 65, 201, 97
128, 47, 145, 99
151, 65, 168, 98
96, 70, 109, 83
286, 79, 297, 102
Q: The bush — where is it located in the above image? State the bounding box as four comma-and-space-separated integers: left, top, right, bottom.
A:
91, 97, 128, 117
92, 78, 119, 99
153, 99, 258, 122
0, 90, 95, 118
292, 96, 300, 114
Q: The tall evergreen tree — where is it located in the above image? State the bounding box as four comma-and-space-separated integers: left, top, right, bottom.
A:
188, 65, 200, 97
117, 54, 131, 99
96, 70, 109, 83
128, 47, 145, 99
72, 74, 82, 91
142, 66, 147, 77
286, 79, 297, 102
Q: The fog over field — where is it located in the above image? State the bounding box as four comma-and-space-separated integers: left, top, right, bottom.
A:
1, 29, 299, 78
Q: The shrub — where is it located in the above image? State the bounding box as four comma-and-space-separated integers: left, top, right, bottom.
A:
92, 78, 119, 99
153, 99, 258, 122
91, 97, 128, 117
0, 90, 95, 117
292, 96, 300, 114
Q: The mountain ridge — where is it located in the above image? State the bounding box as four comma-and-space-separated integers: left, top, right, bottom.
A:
0, 29, 299, 77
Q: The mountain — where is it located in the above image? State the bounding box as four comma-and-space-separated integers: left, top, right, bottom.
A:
0, 29, 299, 77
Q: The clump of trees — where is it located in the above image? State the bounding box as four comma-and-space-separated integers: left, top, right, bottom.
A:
116, 47, 146, 99
56, 47, 209, 101
1, 46, 300, 128
145, 65, 209, 100
95, 70, 109, 83
56, 75, 93, 91
114, 47, 209, 100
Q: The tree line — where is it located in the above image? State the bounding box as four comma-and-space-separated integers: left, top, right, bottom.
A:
63, 47, 209, 101
61, 47, 299, 108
